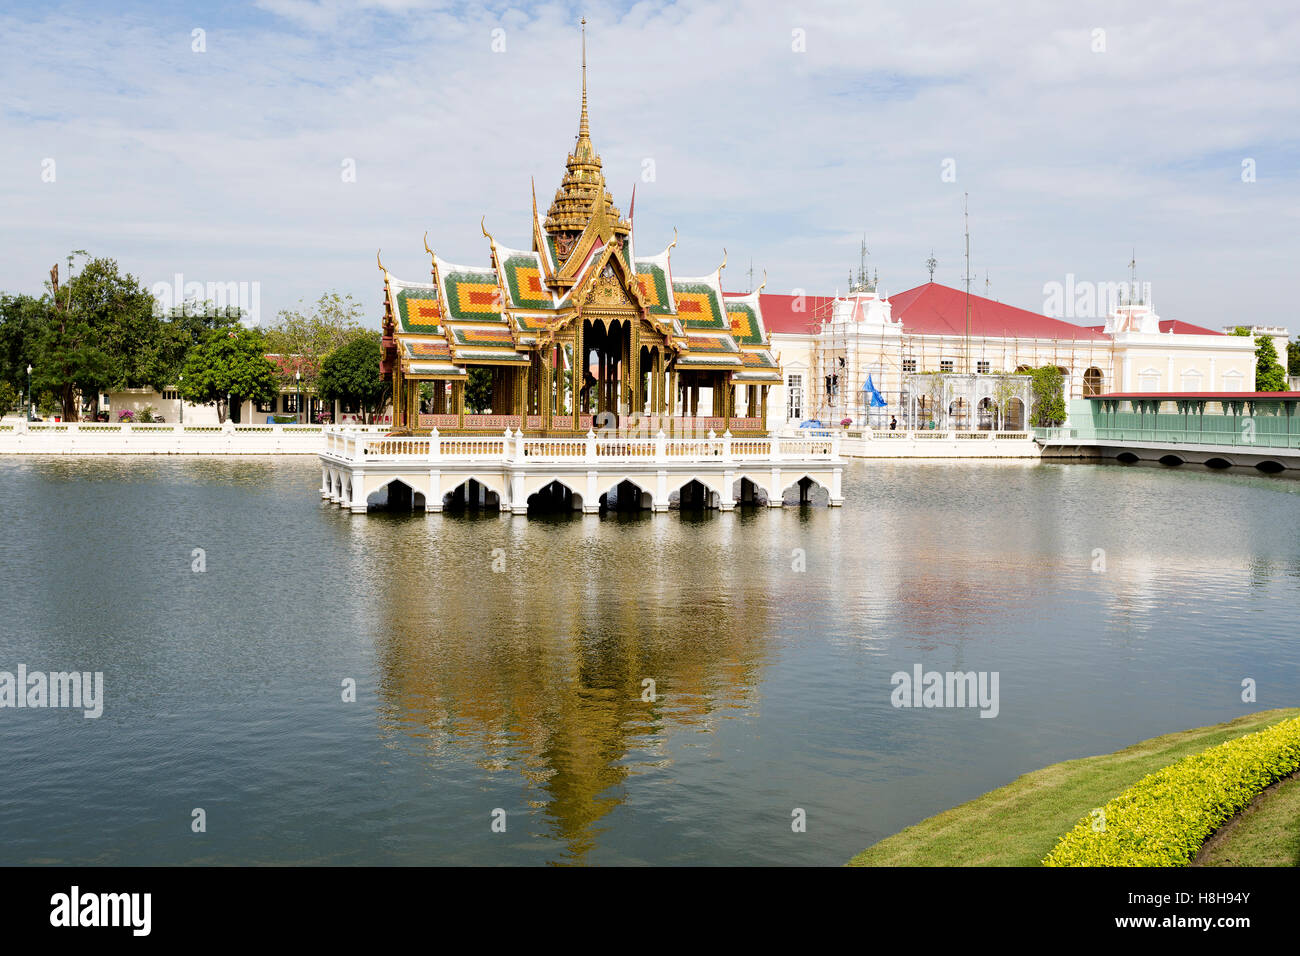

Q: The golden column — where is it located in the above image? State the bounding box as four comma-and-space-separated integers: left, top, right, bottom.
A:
573, 321, 583, 430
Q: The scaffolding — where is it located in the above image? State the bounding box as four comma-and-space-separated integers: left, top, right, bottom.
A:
806, 289, 1118, 429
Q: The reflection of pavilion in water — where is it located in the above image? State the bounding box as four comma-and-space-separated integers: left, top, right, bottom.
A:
367, 531, 777, 863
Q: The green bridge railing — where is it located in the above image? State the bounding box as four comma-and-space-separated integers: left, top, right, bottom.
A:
1036, 424, 1300, 450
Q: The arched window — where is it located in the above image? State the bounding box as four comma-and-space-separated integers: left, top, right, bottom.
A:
1083, 367, 1103, 396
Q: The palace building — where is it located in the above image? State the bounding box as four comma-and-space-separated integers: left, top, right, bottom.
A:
377, 23, 781, 437
758, 280, 1261, 431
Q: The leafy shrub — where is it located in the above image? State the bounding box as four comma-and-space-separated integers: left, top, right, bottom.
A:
1044, 716, 1300, 866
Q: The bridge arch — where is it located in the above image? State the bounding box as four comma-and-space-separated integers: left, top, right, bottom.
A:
671, 475, 725, 510
598, 476, 653, 511
365, 476, 427, 511
442, 476, 504, 511
780, 473, 832, 504
527, 478, 583, 513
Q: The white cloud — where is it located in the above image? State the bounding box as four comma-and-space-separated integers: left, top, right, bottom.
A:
0, 0, 1297, 333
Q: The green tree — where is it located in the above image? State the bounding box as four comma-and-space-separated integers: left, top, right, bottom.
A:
991, 375, 1023, 429
1253, 335, 1287, 392
0, 293, 45, 395
316, 331, 390, 424
1288, 338, 1299, 377
0, 381, 17, 416
1232, 327, 1288, 391
178, 326, 277, 423
158, 300, 244, 384
13, 254, 169, 420
264, 292, 366, 393
1029, 366, 1066, 426
465, 367, 492, 413
72, 256, 166, 397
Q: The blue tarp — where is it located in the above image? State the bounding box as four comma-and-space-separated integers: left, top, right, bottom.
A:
863, 374, 888, 408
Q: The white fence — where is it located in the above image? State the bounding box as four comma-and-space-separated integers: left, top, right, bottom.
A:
833, 427, 1039, 459
0, 420, 391, 455
323, 427, 839, 465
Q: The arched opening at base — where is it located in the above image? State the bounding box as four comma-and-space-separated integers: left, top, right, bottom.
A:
1205, 457, 1232, 470
782, 476, 830, 506
367, 479, 422, 511
733, 476, 769, 507
1158, 455, 1184, 466
527, 480, 581, 514
442, 478, 502, 512
1115, 452, 1140, 464
599, 479, 651, 512
1254, 460, 1285, 474
673, 479, 713, 510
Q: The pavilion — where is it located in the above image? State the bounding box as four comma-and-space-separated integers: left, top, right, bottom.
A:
377, 22, 781, 437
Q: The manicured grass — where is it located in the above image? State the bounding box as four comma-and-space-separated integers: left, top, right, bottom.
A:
848, 709, 1300, 867
1196, 772, 1300, 867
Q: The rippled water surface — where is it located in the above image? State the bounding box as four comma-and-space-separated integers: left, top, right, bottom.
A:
0, 456, 1296, 864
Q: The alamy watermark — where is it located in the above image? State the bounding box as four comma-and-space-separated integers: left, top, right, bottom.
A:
151, 273, 261, 325
1042, 275, 1151, 320
50, 886, 150, 936
0, 665, 103, 718
891, 665, 999, 718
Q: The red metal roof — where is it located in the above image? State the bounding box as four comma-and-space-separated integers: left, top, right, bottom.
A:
725, 292, 833, 335
886, 282, 1110, 341
1083, 321, 1224, 336
1158, 320, 1223, 335
1089, 392, 1300, 400
732, 283, 1224, 342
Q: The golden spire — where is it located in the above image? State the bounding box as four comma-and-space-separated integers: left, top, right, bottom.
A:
579, 17, 588, 139
543, 17, 629, 242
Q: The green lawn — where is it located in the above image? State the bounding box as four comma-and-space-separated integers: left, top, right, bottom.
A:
1196, 772, 1300, 867
849, 708, 1300, 867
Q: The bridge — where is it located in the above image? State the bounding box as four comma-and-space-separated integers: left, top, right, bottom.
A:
320, 427, 845, 514
1038, 392, 1300, 473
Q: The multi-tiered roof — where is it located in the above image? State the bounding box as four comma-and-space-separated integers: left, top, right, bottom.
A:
378, 22, 780, 387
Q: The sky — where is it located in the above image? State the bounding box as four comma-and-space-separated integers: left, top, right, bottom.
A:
1, 0, 1298, 335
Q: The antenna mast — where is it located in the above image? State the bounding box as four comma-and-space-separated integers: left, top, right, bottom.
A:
964, 193, 972, 373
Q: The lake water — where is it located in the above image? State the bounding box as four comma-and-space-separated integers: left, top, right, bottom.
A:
0, 456, 1296, 865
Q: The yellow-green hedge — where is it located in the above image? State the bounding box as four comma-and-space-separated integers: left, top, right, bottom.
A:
1044, 715, 1300, 866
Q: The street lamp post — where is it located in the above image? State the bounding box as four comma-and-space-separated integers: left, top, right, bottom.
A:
295, 369, 302, 424
26, 364, 32, 421
178, 374, 184, 425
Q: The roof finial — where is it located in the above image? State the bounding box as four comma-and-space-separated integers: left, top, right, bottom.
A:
376, 249, 387, 273
579, 17, 589, 139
